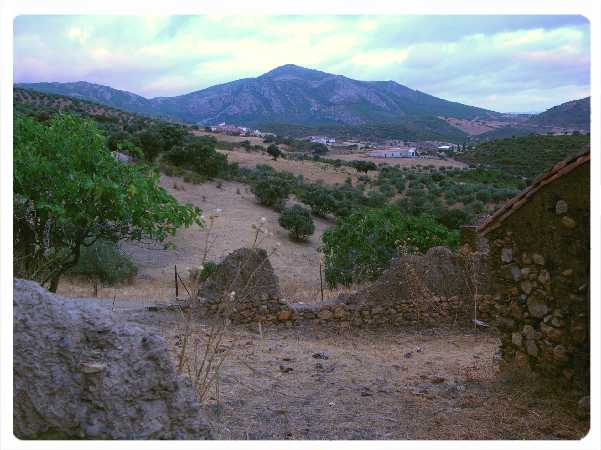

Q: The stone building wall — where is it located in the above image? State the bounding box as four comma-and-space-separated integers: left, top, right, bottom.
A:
482, 159, 589, 387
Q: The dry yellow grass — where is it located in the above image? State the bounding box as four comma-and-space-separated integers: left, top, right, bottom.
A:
331, 152, 468, 169
191, 130, 267, 147
219, 149, 365, 185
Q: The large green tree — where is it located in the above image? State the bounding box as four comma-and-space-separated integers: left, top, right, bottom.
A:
13, 114, 202, 292
321, 207, 459, 287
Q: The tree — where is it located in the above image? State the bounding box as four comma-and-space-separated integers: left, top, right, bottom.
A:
278, 205, 315, 241
311, 142, 328, 155
321, 207, 459, 287
298, 185, 337, 217
267, 143, 283, 161
351, 160, 377, 174
251, 175, 291, 210
13, 114, 202, 292
164, 138, 228, 178
136, 129, 165, 162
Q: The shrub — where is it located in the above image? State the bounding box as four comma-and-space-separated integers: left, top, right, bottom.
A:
267, 144, 283, 160
251, 176, 292, 210
165, 138, 228, 178
321, 207, 459, 287
198, 261, 218, 282
70, 240, 137, 286
298, 184, 337, 217
279, 205, 315, 241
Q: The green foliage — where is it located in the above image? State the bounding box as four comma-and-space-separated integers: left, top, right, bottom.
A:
267, 143, 283, 160
251, 174, 292, 210
136, 129, 165, 162
13, 114, 202, 291
351, 160, 378, 174
198, 261, 218, 282
278, 205, 315, 241
298, 184, 337, 217
457, 134, 589, 179
70, 240, 137, 285
321, 207, 459, 287
165, 137, 229, 178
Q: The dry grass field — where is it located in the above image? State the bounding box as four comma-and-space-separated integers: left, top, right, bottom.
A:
331, 152, 468, 169
59, 176, 343, 304
191, 130, 268, 147
220, 149, 366, 184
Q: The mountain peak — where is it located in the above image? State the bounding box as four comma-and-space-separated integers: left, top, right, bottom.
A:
260, 64, 330, 81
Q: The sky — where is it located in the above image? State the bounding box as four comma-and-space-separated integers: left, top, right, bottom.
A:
13, 15, 590, 113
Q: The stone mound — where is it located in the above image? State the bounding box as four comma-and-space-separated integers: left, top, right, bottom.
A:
13, 278, 212, 440
343, 246, 490, 307
199, 247, 280, 304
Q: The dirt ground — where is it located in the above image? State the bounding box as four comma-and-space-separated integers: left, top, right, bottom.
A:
62, 295, 589, 441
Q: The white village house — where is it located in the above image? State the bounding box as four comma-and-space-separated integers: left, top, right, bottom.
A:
367, 147, 416, 158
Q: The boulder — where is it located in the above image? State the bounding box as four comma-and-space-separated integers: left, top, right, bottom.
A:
199, 248, 280, 304
13, 279, 212, 440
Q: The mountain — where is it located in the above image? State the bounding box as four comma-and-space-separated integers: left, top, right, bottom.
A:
16, 65, 503, 141
528, 97, 590, 131
151, 64, 501, 126
14, 81, 157, 117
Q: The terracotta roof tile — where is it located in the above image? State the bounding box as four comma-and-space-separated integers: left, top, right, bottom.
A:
479, 151, 590, 236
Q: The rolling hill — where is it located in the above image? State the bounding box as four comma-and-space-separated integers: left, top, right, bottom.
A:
527, 96, 590, 131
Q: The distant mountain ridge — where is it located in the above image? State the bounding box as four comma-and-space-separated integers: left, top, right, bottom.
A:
16, 65, 498, 130
16, 64, 589, 140
528, 97, 590, 131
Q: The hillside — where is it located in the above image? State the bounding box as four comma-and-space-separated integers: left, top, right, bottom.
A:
527, 97, 590, 131
457, 134, 590, 179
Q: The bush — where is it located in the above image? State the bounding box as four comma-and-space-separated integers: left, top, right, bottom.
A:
321, 207, 459, 287
298, 184, 337, 217
164, 138, 228, 178
70, 240, 137, 285
279, 205, 315, 241
251, 176, 292, 210
198, 261, 218, 282
267, 144, 283, 160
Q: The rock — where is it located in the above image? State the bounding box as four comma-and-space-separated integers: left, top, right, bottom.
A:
553, 345, 570, 364
277, 309, 292, 321
522, 325, 536, 340
532, 253, 545, 265
561, 216, 576, 229
540, 322, 563, 342
511, 332, 523, 348
431, 376, 446, 384
312, 352, 329, 360
561, 269, 574, 277
501, 247, 513, 263
555, 200, 568, 215
13, 279, 212, 440
520, 280, 534, 295
527, 294, 548, 318
279, 365, 293, 374
525, 340, 539, 357
317, 309, 333, 320
578, 396, 590, 413
538, 270, 550, 285
198, 247, 280, 305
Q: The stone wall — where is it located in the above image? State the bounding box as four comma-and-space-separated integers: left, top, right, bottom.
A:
484, 163, 589, 387
193, 246, 495, 329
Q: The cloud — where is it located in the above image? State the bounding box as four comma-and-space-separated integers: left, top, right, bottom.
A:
13, 15, 590, 112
